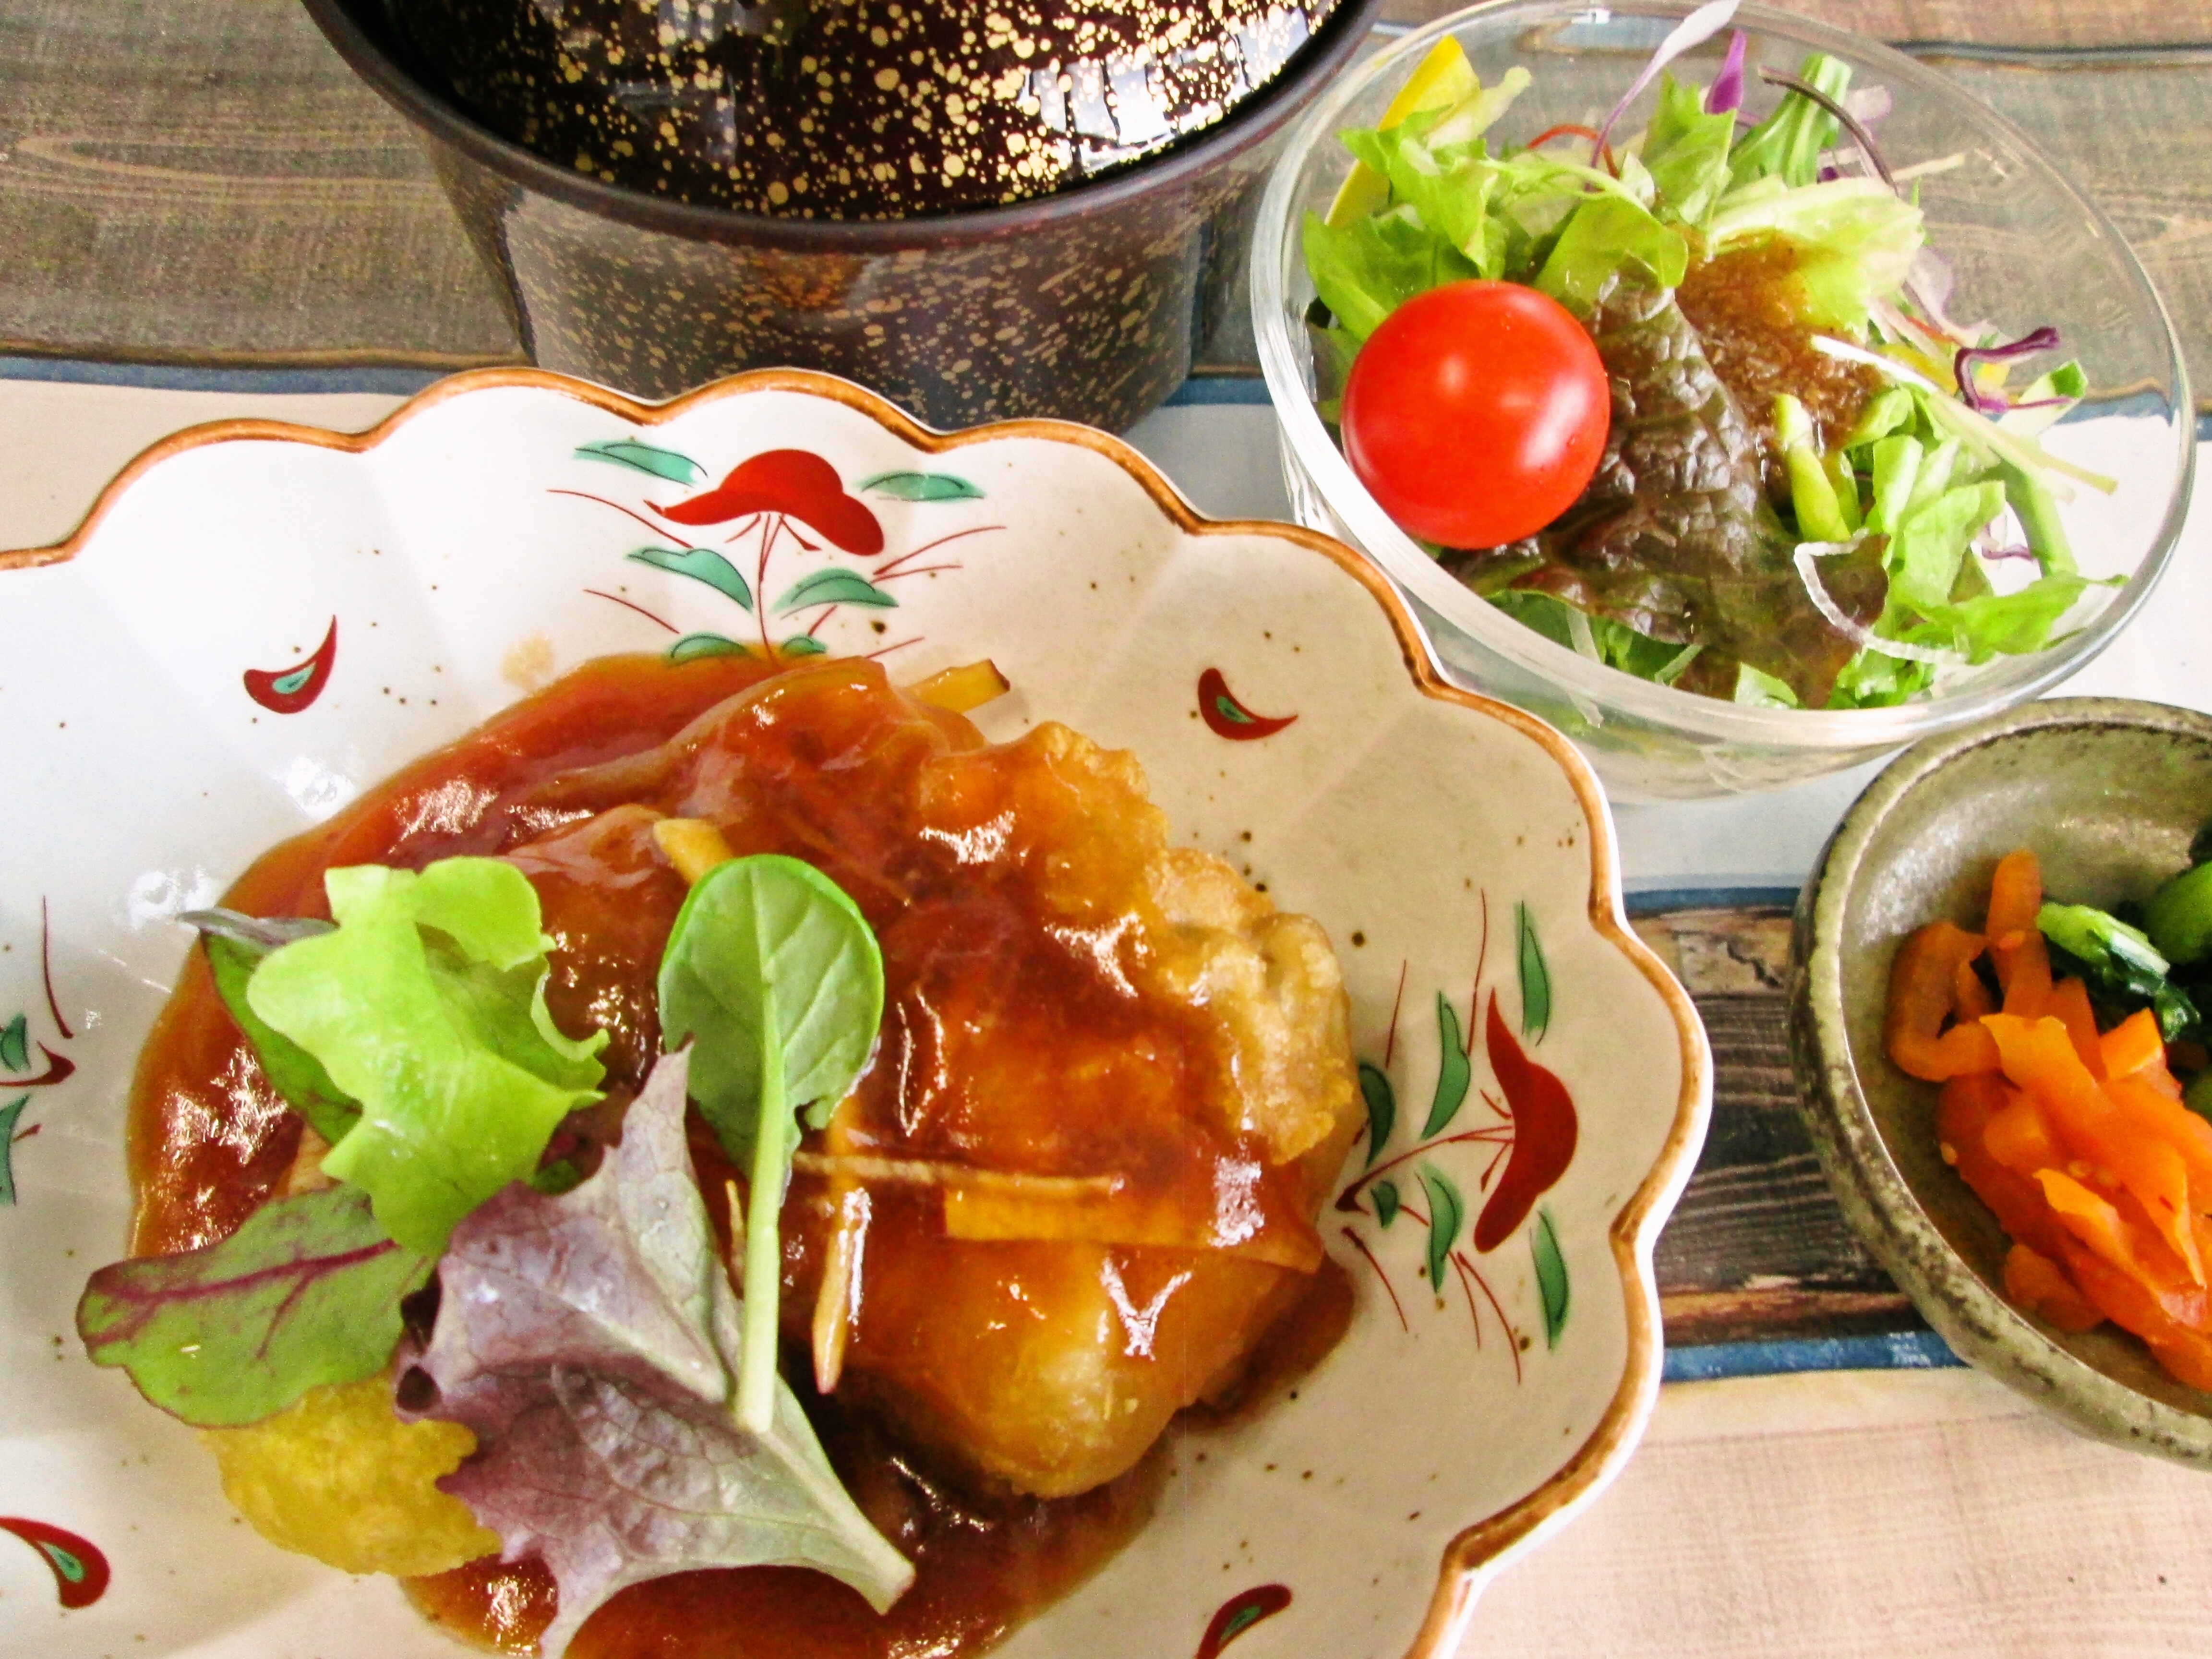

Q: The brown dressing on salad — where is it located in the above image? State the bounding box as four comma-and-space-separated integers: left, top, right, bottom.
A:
1677, 237, 1881, 455
125, 649, 1349, 1657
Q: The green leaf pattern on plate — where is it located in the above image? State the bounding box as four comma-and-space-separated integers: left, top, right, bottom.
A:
774, 568, 898, 612
628, 546, 755, 611
1418, 1164, 1465, 1289
857, 470, 985, 502
1516, 901, 1551, 1042
576, 439, 706, 485
1338, 896, 1583, 1368
1421, 993, 1470, 1137
1531, 1206, 1570, 1348
1358, 1059, 1395, 1166
669, 633, 753, 664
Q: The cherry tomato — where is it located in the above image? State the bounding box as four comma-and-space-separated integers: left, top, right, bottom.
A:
1340, 280, 1610, 549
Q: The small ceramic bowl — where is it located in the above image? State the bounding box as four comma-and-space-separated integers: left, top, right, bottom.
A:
1252, 0, 2194, 803
1790, 697, 2212, 1465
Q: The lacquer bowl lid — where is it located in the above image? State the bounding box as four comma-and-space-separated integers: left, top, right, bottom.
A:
387, 0, 1347, 216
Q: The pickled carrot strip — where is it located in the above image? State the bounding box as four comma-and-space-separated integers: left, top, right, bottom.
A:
2107, 1074, 2212, 1183
1988, 1015, 2203, 1279
1940, 1073, 2071, 1263
1996, 928, 2051, 1017
2003, 1241, 2103, 1333
2100, 1009, 2167, 1080
2035, 1168, 2150, 1283
2059, 1238, 2212, 1381
1886, 922, 1998, 1080
2045, 978, 2105, 1079
1984, 1014, 2114, 1143
1983, 1089, 2062, 1177
1985, 849, 2043, 958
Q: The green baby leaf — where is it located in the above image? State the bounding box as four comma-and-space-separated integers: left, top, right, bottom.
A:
1887, 481, 2007, 617
183, 910, 358, 1145
0, 1013, 26, 1074
411, 1051, 912, 1653
246, 860, 607, 1256
76, 1185, 431, 1427
658, 854, 884, 1432
1301, 206, 1479, 344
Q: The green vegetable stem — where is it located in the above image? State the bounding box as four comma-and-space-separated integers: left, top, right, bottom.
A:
1774, 393, 1851, 542
2037, 901, 2201, 1042
657, 854, 885, 1434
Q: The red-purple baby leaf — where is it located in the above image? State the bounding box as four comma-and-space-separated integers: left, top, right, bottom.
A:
406, 1050, 911, 1657
652, 450, 885, 555
76, 1186, 430, 1427
1473, 992, 1579, 1253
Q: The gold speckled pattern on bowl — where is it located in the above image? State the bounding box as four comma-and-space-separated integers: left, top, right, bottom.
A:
1790, 697, 2212, 1466
398, 0, 1342, 216
303, 0, 1383, 425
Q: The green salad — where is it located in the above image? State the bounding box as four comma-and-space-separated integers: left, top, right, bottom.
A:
1303, 0, 2116, 710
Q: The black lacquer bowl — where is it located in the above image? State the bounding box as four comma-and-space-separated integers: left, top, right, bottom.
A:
303, 0, 1383, 425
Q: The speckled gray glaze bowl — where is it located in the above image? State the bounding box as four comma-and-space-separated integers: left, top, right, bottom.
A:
301, 0, 1383, 427
1791, 697, 2212, 1465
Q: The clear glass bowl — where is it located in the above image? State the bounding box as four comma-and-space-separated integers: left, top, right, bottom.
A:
1252, 0, 2194, 801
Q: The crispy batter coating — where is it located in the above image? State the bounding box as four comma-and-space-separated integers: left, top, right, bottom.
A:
202, 1377, 496, 1578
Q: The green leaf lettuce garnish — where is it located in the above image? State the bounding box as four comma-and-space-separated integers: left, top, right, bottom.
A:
657, 853, 884, 1432
185, 909, 359, 1145
246, 858, 607, 1255
77, 1186, 431, 1427
1641, 71, 1737, 229
411, 1049, 912, 1656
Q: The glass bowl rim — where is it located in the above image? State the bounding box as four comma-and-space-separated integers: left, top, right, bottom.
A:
1252, 0, 2196, 752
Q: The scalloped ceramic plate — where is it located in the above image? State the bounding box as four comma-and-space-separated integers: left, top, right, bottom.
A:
0, 370, 1708, 1659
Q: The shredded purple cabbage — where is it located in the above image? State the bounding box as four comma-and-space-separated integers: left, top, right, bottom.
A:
1954, 325, 2062, 415
1705, 30, 1747, 113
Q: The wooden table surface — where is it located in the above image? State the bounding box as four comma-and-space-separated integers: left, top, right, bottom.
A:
1, 0, 2207, 404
